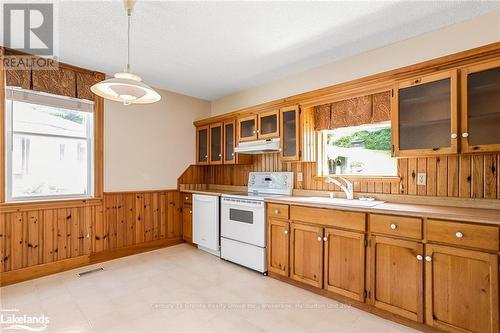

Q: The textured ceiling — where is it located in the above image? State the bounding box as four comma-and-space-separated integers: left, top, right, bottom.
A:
13, 1, 500, 100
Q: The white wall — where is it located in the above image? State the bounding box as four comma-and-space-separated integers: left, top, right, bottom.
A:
211, 10, 500, 116
104, 89, 210, 192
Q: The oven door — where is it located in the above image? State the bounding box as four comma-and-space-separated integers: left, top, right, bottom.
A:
221, 197, 265, 247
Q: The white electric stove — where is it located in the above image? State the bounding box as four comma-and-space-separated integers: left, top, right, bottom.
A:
220, 172, 293, 274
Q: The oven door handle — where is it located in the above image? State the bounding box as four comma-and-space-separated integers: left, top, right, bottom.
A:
222, 200, 264, 208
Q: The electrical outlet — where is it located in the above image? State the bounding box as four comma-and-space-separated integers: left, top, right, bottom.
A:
417, 173, 426, 186
296, 172, 303, 182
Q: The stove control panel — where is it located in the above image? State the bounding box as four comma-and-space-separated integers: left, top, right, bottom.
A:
248, 172, 294, 195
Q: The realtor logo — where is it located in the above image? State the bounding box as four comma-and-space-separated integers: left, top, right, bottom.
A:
3, 3, 54, 55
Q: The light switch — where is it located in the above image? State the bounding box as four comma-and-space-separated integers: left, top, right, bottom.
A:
417, 173, 426, 186
296, 172, 303, 182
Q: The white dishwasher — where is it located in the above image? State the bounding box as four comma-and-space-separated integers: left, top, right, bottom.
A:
192, 194, 220, 256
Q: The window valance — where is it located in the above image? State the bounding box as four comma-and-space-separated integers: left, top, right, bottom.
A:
314, 91, 391, 131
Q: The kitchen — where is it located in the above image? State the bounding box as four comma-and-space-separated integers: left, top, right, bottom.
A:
1, 2, 500, 333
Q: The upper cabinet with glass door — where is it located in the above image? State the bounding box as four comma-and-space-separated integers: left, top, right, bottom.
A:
209, 123, 223, 165
461, 60, 500, 153
238, 115, 258, 142
238, 110, 279, 142
280, 106, 300, 160
196, 126, 209, 165
392, 70, 458, 157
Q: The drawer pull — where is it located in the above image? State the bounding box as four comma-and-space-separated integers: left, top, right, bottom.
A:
274, 209, 279, 214
425, 256, 432, 262
185, 196, 189, 200
284, 230, 288, 235
189, 210, 192, 214
390, 223, 397, 230
317, 236, 322, 241
455, 231, 463, 239
416, 255, 423, 261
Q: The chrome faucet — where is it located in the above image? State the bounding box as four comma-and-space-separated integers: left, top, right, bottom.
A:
325, 176, 354, 200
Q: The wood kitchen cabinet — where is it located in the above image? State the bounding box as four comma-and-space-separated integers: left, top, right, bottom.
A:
280, 105, 300, 161
209, 123, 223, 164
182, 203, 193, 243
290, 222, 324, 288
223, 120, 236, 164
267, 218, 290, 277
425, 244, 499, 333
461, 59, 500, 153
369, 235, 424, 322
238, 115, 258, 142
196, 126, 209, 164
238, 110, 279, 142
392, 70, 458, 157
324, 228, 365, 302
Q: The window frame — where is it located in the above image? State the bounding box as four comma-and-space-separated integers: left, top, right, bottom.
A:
316, 124, 399, 180
4, 88, 96, 202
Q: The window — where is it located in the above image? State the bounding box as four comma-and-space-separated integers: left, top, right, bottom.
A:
320, 121, 397, 177
5, 87, 94, 201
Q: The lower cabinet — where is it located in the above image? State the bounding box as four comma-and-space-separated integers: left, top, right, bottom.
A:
182, 203, 192, 243
290, 222, 324, 288
267, 218, 290, 277
369, 235, 424, 322
425, 244, 499, 333
324, 228, 365, 302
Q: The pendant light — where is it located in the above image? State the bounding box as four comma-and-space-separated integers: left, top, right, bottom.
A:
91, 0, 161, 105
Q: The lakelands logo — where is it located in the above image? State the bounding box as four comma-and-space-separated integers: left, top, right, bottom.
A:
0, 309, 49, 332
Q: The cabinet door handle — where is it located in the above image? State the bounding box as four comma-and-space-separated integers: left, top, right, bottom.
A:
284, 230, 288, 235
189, 210, 192, 214
317, 236, 322, 241
218, 154, 222, 157
204, 155, 208, 158
185, 196, 189, 200
274, 209, 279, 214
455, 231, 463, 238
231, 153, 235, 156
425, 256, 432, 262
390, 223, 397, 230
451, 133, 457, 139
253, 130, 256, 134
462, 132, 469, 138
323, 237, 327, 242
416, 255, 423, 261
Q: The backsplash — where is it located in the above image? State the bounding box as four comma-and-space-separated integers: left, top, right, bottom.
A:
178, 153, 499, 200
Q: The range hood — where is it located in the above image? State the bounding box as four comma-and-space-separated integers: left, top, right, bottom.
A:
234, 138, 281, 154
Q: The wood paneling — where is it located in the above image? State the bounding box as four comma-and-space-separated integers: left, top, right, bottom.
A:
0, 190, 182, 281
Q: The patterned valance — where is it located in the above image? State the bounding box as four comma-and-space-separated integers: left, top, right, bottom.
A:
2, 48, 105, 101
314, 91, 391, 131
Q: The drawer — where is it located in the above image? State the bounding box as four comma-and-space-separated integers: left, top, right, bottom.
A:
290, 206, 365, 232
370, 214, 422, 240
182, 193, 192, 204
268, 203, 289, 220
427, 219, 499, 251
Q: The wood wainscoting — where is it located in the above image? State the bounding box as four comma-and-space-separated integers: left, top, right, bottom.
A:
179, 153, 500, 200
0, 190, 183, 286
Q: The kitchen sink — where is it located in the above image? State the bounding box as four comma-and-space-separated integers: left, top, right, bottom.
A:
293, 197, 384, 207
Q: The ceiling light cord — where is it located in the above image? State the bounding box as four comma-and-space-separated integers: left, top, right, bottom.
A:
126, 13, 131, 73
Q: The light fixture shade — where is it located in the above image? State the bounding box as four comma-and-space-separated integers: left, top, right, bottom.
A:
91, 72, 161, 105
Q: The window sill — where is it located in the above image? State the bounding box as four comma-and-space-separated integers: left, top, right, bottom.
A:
0, 196, 103, 213
313, 175, 401, 182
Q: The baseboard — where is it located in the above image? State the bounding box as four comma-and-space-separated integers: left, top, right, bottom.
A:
268, 272, 445, 333
0, 238, 183, 286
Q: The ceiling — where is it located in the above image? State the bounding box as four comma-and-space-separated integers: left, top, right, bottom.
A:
44, 1, 500, 100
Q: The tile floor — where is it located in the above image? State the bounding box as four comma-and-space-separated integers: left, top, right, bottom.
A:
0, 244, 419, 332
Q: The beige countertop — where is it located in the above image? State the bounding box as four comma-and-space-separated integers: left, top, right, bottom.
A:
180, 188, 500, 225
266, 196, 500, 225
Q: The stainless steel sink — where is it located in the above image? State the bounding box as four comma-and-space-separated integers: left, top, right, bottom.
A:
293, 197, 384, 207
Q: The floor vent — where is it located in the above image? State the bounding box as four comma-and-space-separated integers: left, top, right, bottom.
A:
77, 267, 104, 277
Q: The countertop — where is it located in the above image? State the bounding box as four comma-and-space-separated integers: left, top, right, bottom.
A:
266, 196, 500, 226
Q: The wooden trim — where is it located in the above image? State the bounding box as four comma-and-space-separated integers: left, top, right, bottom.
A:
257, 109, 280, 139
460, 58, 500, 153
0, 238, 183, 286
194, 42, 500, 127
393, 69, 459, 157
0, 197, 102, 213
0, 49, 5, 203
94, 95, 104, 198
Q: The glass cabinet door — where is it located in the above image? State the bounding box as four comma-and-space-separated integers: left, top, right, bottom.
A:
394, 70, 458, 156
280, 106, 299, 160
224, 121, 235, 164
196, 126, 209, 164
209, 123, 223, 164
238, 115, 257, 142
258, 110, 279, 139
462, 60, 500, 153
